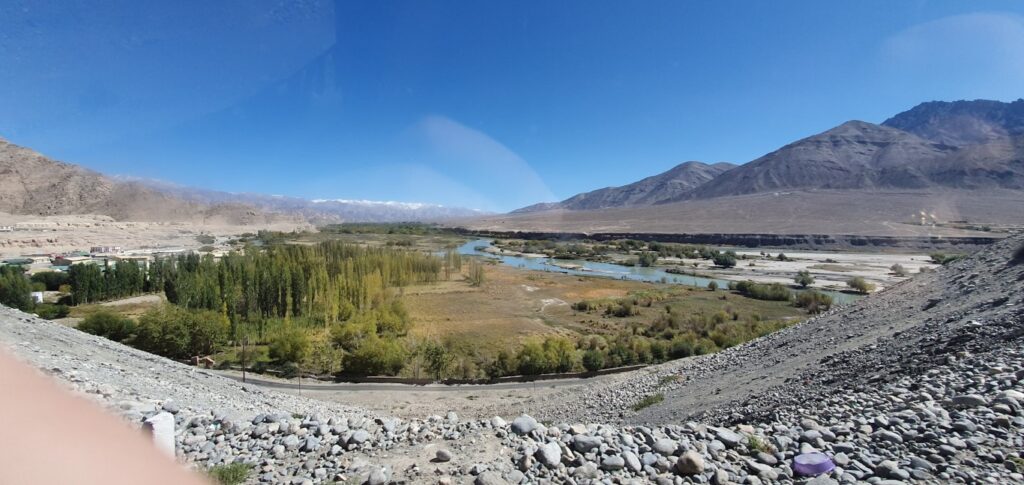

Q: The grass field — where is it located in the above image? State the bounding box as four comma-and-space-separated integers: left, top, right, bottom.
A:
402, 261, 805, 361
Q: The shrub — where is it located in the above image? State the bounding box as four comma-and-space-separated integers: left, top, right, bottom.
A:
466, 259, 486, 287
846, 277, 875, 294
890, 263, 907, 276
34, 303, 70, 320
30, 271, 70, 291
131, 305, 228, 359
207, 463, 250, 485
572, 301, 591, 312
268, 326, 311, 366
712, 251, 737, 268
606, 300, 638, 318
638, 251, 658, 267
733, 281, 792, 301
516, 341, 551, 375
930, 252, 962, 265
422, 341, 455, 380
707, 281, 718, 291
301, 335, 342, 376
581, 348, 605, 372
342, 336, 407, 376
794, 291, 833, 314
486, 350, 516, 379
632, 393, 665, 411
78, 310, 137, 342
747, 435, 776, 454
794, 270, 814, 288
0, 265, 34, 311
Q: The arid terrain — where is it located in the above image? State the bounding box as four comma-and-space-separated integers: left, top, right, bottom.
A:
0, 213, 308, 258
460, 189, 1021, 237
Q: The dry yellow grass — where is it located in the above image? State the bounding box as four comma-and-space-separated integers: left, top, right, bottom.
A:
403, 263, 804, 358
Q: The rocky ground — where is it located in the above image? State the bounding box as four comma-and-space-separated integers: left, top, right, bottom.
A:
1, 233, 1022, 484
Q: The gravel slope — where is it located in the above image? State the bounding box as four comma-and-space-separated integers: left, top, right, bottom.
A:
535, 233, 1024, 426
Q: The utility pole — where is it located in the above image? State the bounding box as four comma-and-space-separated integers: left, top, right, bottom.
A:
241, 335, 247, 384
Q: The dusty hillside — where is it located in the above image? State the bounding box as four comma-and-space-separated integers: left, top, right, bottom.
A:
0, 137, 295, 224
515, 161, 735, 213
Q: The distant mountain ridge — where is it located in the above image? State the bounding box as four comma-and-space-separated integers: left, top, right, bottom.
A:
119, 177, 488, 224
0, 137, 292, 225
882, 99, 1024, 146
514, 98, 1024, 212
0, 137, 483, 224
514, 161, 735, 213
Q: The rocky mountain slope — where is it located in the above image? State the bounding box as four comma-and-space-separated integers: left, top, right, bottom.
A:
1, 233, 1022, 484
514, 161, 735, 213
882, 99, 1024, 147
0, 137, 293, 225
687, 116, 1024, 200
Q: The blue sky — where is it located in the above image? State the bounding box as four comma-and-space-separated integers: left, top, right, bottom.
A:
2, 0, 1024, 212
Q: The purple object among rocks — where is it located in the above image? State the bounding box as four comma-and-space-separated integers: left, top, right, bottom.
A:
792, 452, 836, 476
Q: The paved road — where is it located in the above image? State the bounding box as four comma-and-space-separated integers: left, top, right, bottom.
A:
213, 370, 620, 393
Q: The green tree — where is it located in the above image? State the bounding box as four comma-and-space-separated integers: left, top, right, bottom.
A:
423, 341, 455, 380
637, 252, 658, 267
30, 271, 69, 291
712, 251, 737, 268
132, 305, 227, 359
78, 310, 137, 342
543, 337, 579, 373
516, 341, 551, 375
486, 350, 516, 379
794, 270, 814, 288
794, 290, 833, 314
466, 259, 486, 287
343, 336, 407, 376
582, 349, 606, 372
269, 326, 311, 366
846, 277, 875, 294
0, 266, 35, 311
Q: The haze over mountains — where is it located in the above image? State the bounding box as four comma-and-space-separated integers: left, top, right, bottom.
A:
118, 177, 488, 224
0, 137, 484, 224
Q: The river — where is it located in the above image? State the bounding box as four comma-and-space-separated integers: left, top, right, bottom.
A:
457, 239, 858, 304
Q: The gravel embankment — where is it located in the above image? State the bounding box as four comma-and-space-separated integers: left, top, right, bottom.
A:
1, 233, 1022, 484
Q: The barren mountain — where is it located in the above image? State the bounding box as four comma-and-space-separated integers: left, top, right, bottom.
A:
686, 119, 1024, 200
0, 137, 293, 225
514, 161, 735, 213
882, 98, 1024, 147
482, 99, 1024, 236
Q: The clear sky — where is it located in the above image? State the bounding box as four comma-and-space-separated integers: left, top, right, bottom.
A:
2, 0, 1023, 212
